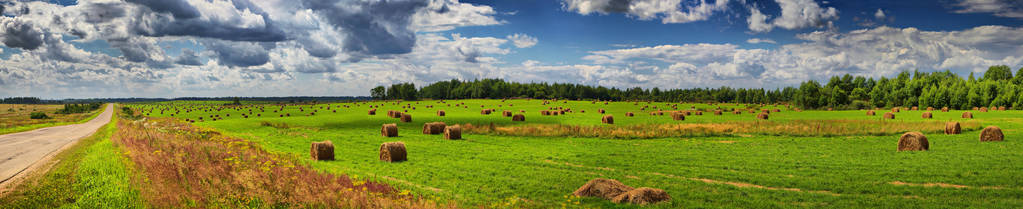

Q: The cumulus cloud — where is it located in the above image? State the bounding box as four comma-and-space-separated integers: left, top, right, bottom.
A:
563, 0, 732, 24
952, 0, 1023, 18
413, 0, 504, 32
746, 38, 776, 44
506, 33, 537, 48
748, 0, 838, 33
0, 18, 44, 50
874, 8, 885, 19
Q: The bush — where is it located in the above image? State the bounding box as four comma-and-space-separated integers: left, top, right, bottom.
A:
30, 112, 51, 119
849, 100, 872, 110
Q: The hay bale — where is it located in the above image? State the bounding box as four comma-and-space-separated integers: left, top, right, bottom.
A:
773, 109, 781, 112
866, 110, 876, 116
512, 114, 525, 121
422, 122, 446, 135
911, 106, 918, 111
980, 107, 988, 112
671, 112, 685, 120
598, 109, 605, 114
944, 122, 961, 135
998, 106, 1006, 111
892, 108, 900, 113
444, 125, 462, 140
573, 178, 634, 200
921, 112, 932, 119
756, 113, 769, 120
941, 107, 949, 112
611, 187, 671, 205
926, 107, 934, 111
962, 112, 973, 118
602, 115, 614, 124
694, 111, 703, 115
400, 114, 412, 123
503, 110, 513, 117
626, 112, 634, 117
883, 112, 895, 119
980, 126, 1004, 142
381, 123, 398, 137
310, 140, 334, 161
898, 132, 929, 151
379, 142, 407, 162
437, 110, 446, 116
714, 110, 722, 115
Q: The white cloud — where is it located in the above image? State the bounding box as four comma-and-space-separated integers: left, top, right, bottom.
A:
413, 0, 505, 32
953, 0, 1023, 18
506, 33, 538, 48
746, 38, 776, 44
874, 8, 886, 19
747, 0, 838, 33
562, 0, 732, 24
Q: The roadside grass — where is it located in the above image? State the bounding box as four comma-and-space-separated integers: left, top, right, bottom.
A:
112, 117, 454, 209
128, 99, 1023, 208
0, 107, 145, 209
0, 104, 105, 135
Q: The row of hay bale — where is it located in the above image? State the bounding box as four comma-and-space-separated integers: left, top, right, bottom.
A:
870, 110, 975, 119
310, 140, 408, 162
897, 124, 1004, 151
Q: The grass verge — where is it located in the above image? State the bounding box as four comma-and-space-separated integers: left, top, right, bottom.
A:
0, 108, 146, 208
0, 104, 107, 135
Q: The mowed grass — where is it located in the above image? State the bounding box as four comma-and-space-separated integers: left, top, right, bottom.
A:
132, 100, 1023, 208
0, 104, 103, 135
0, 108, 146, 209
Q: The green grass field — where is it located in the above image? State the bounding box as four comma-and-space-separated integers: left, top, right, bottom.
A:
127, 99, 1023, 208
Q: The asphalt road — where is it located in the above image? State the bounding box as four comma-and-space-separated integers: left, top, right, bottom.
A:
0, 104, 113, 184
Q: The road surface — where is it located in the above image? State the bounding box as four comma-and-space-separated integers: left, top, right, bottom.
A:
0, 104, 113, 184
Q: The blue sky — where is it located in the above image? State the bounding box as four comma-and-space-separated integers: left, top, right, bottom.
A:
1, 0, 1022, 98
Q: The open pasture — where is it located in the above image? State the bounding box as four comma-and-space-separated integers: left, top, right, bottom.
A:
128, 99, 1023, 208
0, 104, 102, 135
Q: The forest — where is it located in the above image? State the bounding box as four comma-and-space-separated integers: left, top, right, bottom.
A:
373, 65, 1023, 110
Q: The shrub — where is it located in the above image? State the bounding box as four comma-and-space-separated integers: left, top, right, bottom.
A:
30, 112, 51, 119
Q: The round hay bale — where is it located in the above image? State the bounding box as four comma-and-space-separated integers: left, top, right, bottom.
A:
714, 110, 722, 115
980, 107, 988, 112
598, 109, 605, 114
503, 110, 513, 117
381, 123, 398, 137
694, 111, 703, 115
926, 107, 934, 111
891, 108, 900, 113
773, 109, 781, 112
671, 112, 685, 120
733, 110, 741, 115
437, 110, 446, 116
379, 142, 407, 162
944, 122, 961, 135
980, 126, 1004, 142
883, 112, 895, 119
962, 112, 973, 118
866, 110, 876, 116
611, 187, 671, 205
444, 125, 462, 140
400, 114, 412, 123
998, 106, 1006, 111
422, 122, 446, 135
602, 115, 614, 124
310, 140, 334, 161
921, 112, 932, 119
573, 178, 634, 200
512, 114, 525, 121
911, 106, 918, 111
941, 107, 949, 112
756, 113, 769, 120
898, 132, 929, 151
626, 112, 634, 117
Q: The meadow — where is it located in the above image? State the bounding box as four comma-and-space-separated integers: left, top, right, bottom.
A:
125, 99, 1023, 208
0, 104, 103, 135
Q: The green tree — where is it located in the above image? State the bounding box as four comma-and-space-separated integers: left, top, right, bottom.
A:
983, 65, 1013, 81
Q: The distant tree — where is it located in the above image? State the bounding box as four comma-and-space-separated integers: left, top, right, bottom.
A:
983, 65, 1013, 81
370, 86, 386, 100
797, 80, 822, 109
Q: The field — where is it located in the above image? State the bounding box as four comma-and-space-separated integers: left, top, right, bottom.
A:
124, 99, 1022, 208
0, 104, 103, 135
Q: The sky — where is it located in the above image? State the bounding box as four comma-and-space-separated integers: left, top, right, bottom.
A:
0, 0, 1021, 99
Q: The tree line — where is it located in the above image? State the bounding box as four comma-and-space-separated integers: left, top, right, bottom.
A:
373, 65, 1023, 110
